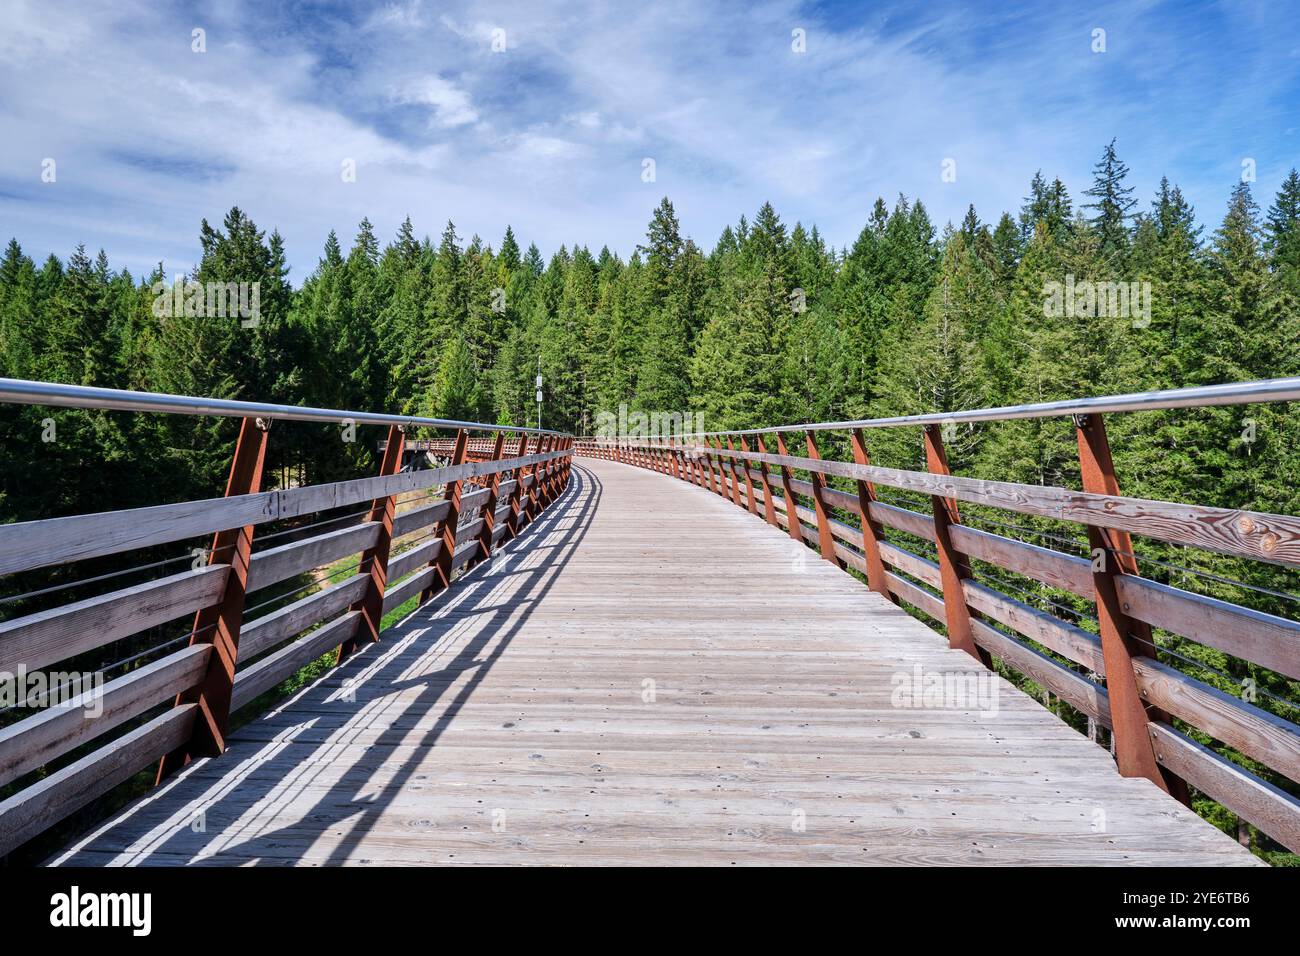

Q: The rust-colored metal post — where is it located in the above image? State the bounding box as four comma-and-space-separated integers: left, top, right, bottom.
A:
525, 435, 549, 523
923, 425, 990, 665
158, 415, 269, 778
737, 437, 759, 515
804, 431, 843, 567
339, 423, 406, 661
468, 431, 507, 570
505, 434, 530, 539
774, 432, 803, 542
421, 428, 469, 603
723, 438, 744, 507
754, 435, 779, 528
1076, 413, 1187, 800
849, 428, 893, 599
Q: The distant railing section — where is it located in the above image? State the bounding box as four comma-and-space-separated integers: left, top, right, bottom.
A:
576, 378, 1300, 855
0, 378, 574, 856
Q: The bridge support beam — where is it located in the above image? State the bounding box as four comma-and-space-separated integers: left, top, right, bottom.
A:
850, 428, 893, 599
1075, 413, 1188, 802
724, 438, 745, 508
421, 428, 469, 603
505, 434, 530, 539
738, 438, 759, 516
774, 433, 803, 543
158, 415, 269, 778
469, 432, 507, 570
339, 423, 406, 661
923, 424, 991, 667
754, 435, 780, 528
804, 431, 843, 567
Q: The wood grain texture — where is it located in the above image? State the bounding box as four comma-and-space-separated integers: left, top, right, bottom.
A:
51, 459, 1257, 867
0, 564, 228, 672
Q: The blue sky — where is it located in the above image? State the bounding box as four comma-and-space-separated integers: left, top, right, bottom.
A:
0, 0, 1297, 282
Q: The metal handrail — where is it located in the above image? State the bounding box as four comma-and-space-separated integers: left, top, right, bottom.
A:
0, 377, 568, 436
578, 376, 1300, 440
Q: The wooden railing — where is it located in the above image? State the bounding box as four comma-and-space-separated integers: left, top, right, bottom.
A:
576, 379, 1300, 855
0, 379, 574, 856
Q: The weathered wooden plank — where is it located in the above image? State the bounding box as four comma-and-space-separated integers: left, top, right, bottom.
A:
230, 612, 361, 712
1133, 657, 1300, 782
238, 573, 369, 661
386, 538, 443, 584
970, 620, 1112, 727
1149, 722, 1300, 853
0, 703, 197, 857
0, 452, 568, 578
247, 522, 380, 594
1118, 576, 1300, 682
692, 444, 1300, 567
0, 644, 209, 788
0, 564, 228, 672
392, 499, 451, 538
382, 567, 436, 615
961, 579, 1104, 672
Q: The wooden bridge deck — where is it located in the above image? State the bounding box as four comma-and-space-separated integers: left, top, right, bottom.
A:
52, 458, 1258, 866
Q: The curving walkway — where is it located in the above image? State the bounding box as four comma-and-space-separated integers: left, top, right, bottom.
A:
52, 458, 1259, 865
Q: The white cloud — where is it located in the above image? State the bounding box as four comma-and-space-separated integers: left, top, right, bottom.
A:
390, 75, 479, 128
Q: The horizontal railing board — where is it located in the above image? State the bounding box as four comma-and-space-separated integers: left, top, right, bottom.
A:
682, 444, 1300, 567
1133, 656, 1300, 783
1118, 575, 1300, 683
392, 500, 451, 538
884, 570, 946, 622
274, 451, 565, 520
970, 619, 1112, 727
0, 644, 209, 789
451, 539, 480, 572
1150, 722, 1300, 853
778, 479, 1300, 685
962, 579, 1104, 674
386, 539, 442, 584
381, 567, 435, 615
0, 564, 228, 673
230, 612, 361, 712
238, 573, 369, 662
0, 450, 569, 577
247, 522, 380, 594
0, 703, 197, 857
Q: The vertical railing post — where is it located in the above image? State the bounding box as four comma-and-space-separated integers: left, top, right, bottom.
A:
421, 428, 469, 603
525, 435, 550, 523
339, 423, 406, 661
1075, 413, 1187, 799
754, 435, 779, 528
469, 431, 507, 570
158, 415, 270, 778
723, 439, 743, 506
737, 437, 759, 516
505, 434, 530, 539
774, 432, 803, 542
804, 431, 842, 566
923, 425, 990, 665
849, 428, 893, 599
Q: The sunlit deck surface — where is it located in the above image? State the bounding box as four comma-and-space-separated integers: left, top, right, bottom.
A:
53, 459, 1259, 866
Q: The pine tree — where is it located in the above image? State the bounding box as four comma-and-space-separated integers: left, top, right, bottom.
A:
1083, 139, 1137, 263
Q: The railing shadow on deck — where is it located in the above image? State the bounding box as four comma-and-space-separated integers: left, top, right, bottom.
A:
51, 465, 602, 865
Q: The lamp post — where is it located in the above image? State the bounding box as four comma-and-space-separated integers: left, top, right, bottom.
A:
535, 356, 543, 431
